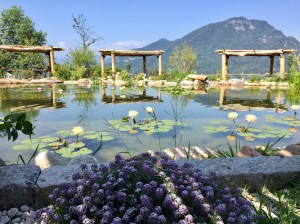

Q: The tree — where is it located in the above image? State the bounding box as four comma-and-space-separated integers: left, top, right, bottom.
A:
169, 42, 197, 74
0, 6, 47, 75
72, 14, 102, 49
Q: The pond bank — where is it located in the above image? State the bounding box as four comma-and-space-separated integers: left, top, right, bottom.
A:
1, 155, 299, 210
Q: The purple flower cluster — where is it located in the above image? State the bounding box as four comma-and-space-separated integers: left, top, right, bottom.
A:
37, 152, 264, 223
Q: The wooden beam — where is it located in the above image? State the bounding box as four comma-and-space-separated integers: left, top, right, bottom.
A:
111, 52, 116, 75
143, 56, 146, 74
0, 45, 64, 53
101, 54, 105, 79
221, 54, 228, 80
99, 49, 165, 56
49, 50, 55, 74
280, 54, 285, 79
269, 56, 274, 76
215, 49, 295, 56
158, 54, 162, 75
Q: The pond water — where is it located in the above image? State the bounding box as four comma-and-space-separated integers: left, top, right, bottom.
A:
0, 83, 299, 163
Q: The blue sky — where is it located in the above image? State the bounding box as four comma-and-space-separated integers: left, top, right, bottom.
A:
1, 0, 299, 59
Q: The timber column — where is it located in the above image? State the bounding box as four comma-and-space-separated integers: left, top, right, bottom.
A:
221, 54, 228, 81
101, 54, 105, 79
49, 50, 55, 74
280, 54, 285, 79
158, 53, 162, 75
269, 56, 274, 77
143, 56, 147, 74
111, 51, 116, 76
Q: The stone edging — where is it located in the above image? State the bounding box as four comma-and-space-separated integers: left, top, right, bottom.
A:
1, 156, 299, 210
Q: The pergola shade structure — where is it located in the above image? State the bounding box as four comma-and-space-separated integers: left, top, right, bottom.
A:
99, 50, 165, 78
0, 45, 64, 74
215, 49, 296, 80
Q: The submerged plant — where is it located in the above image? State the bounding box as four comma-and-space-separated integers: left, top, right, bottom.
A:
37, 153, 263, 223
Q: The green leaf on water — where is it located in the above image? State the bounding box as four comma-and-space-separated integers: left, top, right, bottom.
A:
40, 137, 59, 143
21, 139, 40, 144
101, 135, 114, 141
69, 142, 85, 148
211, 120, 230, 125
56, 147, 74, 154
48, 142, 64, 147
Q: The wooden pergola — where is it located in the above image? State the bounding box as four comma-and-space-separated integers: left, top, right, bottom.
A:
99, 49, 165, 78
215, 49, 296, 80
0, 45, 64, 74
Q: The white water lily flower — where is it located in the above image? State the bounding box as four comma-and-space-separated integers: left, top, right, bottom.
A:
128, 110, 138, 118
228, 112, 238, 119
291, 104, 300, 110
146, 107, 154, 113
72, 126, 84, 135
245, 114, 257, 123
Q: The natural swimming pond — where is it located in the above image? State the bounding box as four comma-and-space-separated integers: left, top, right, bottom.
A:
0, 83, 299, 163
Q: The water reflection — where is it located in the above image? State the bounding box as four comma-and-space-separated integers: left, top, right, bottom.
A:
101, 84, 163, 104
194, 87, 288, 112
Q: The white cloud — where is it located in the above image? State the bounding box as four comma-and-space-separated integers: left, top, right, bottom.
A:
58, 41, 66, 48
112, 40, 145, 50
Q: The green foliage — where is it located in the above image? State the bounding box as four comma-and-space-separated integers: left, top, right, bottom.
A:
249, 74, 261, 83
54, 62, 72, 80
0, 113, 34, 141
169, 42, 197, 74
0, 6, 47, 72
67, 47, 98, 79
120, 70, 132, 81
207, 74, 221, 81
136, 73, 145, 81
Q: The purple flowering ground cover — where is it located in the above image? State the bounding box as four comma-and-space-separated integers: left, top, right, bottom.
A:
37, 152, 269, 224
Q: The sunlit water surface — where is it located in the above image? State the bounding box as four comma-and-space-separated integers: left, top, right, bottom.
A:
0, 84, 299, 163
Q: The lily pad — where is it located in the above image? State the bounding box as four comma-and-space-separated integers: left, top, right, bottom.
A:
21, 139, 40, 144
56, 130, 72, 136
61, 147, 93, 158
40, 137, 59, 143
48, 142, 64, 147
56, 147, 74, 154
69, 142, 85, 148
101, 135, 114, 141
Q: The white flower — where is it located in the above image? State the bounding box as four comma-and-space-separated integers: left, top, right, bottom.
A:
128, 110, 138, 118
228, 112, 238, 119
291, 104, 300, 110
72, 126, 84, 135
245, 114, 257, 123
146, 107, 154, 113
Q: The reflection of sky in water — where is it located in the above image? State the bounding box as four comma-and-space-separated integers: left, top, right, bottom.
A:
0, 84, 298, 163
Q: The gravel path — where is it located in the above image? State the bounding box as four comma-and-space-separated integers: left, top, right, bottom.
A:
0, 205, 39, 224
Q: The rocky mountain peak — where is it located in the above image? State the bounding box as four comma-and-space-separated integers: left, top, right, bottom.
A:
227, 17, 256, 30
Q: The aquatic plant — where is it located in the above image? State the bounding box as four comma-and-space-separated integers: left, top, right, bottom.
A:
72, 126, 84, 143
37, 153, 263, 223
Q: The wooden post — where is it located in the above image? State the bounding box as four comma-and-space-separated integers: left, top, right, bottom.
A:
280, 54, 285, 79
269, 56, 274, 77
143, 56, 146, 74
158, 54, 162, 75
49, 50, 55, 74
111, 51, 116, 76
221, 54, 228, 81
219, 87, 226, 109
101, 54, 105, 79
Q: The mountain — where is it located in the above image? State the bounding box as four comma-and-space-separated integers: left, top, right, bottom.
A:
115, 17, 300, 74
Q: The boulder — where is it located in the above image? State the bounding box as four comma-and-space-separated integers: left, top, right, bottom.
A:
67, 155, 99, 166
230, 79, 244, 86
179, 80, 194, 86
278, 143, 300, 156
176, 156, 300, 191
0, 165, 40, 210
0, 158, 6, 166
237, 145, 262, 157
187, 74, 208, 81
35, 165, 82, 208
32, 151, 69, 170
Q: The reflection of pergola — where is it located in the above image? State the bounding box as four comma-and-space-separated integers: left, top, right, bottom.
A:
0, 45, 64, 74
215, 49, 296, 80
99, 50, 165, 78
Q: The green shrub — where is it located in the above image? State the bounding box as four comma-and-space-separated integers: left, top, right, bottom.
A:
136, 73, 146, 81
249, 74, 261, 83
120, 70, 132, 81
